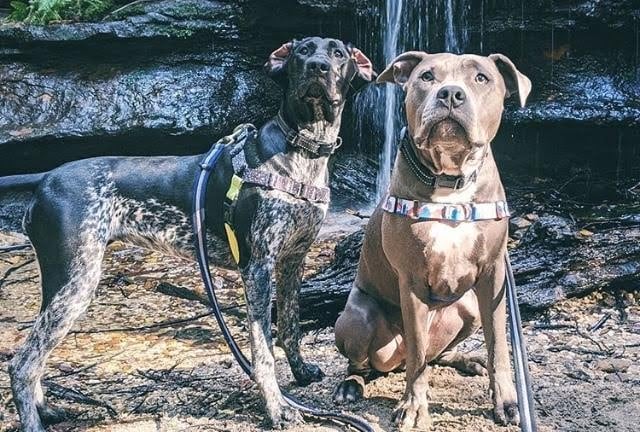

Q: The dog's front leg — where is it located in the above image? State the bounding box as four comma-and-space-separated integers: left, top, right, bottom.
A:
276, 247, 325, 386
242, 258, 303, 429
393, 277, 432, 431
476, 259, 520, 426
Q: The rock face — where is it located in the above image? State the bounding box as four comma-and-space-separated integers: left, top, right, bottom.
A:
1, 0, 638, 176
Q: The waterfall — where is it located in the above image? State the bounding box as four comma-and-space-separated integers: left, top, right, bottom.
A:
353, 0, 469, 204
377, 0, 404, 203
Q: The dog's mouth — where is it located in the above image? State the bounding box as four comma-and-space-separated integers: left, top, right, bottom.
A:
426, 119, 470, 148
299, 81, 340, 105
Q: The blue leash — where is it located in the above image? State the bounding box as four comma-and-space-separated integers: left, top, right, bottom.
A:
505, 253, 538, 432
191, 130, 374, 432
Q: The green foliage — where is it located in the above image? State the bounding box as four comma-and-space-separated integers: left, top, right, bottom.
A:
8, 1, 30, 21
7, 0, 114, 24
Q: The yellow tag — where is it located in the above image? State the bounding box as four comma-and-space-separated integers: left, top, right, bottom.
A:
226, 174, 243, 202
224, 223, 241, 263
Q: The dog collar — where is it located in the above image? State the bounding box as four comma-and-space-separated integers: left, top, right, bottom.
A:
399, 128, 481, 190
275, 111, 342, 156
382, 194, 510, 222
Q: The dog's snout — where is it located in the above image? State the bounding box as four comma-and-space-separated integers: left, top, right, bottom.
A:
437, 85, 466, 109
307, 58, 331, 75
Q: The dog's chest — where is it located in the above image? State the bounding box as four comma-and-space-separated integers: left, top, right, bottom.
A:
417, 222, 484, 305
253, 190, 327, 253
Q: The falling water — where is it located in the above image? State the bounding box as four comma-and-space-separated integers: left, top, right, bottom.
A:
376, 0, 404, 202
353, 0, 469, 203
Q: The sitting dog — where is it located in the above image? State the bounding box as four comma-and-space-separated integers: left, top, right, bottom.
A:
333, 51, 531, 430
4, 37, 374, 431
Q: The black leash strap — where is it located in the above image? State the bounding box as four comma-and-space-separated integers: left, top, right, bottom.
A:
505, 253, 538, 432
191, 129, 374, 432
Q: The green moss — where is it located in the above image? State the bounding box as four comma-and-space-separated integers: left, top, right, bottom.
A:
7, 0, 114, 24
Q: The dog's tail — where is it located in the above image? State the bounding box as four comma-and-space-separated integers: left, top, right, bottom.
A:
0, 173, 46, 233
0, 172, 47, 192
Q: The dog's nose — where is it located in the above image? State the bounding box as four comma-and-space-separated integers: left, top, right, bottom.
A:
307, 59, 331, 75
437, 85, 466, 108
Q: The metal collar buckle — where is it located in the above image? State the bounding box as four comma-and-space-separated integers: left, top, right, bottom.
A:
441, 204, 471, 221
435, 175, 464, 190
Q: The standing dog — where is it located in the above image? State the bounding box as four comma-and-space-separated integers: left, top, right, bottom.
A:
334, 51, 531, 430
5, 37, 374, 431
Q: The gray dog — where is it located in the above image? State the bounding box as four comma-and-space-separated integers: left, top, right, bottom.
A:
4, 37, 374, 431
333, 51, 531, 430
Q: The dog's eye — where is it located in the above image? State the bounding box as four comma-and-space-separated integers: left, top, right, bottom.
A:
334, 50, 344, 58
299, 47, 309, 55
421, 71, 435, 82
475, 73, 489, 84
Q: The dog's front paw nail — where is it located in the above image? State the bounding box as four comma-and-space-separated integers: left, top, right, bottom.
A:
494, 399, 519, 426
392, 394, 431, 431
492, 379, 519, 426
294, 362, 325, 386
333, 376, 364, 404
269, 405, 303, 429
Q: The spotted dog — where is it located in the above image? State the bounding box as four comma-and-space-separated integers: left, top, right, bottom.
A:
333, 51, 531, 430
3, 37, 374, 431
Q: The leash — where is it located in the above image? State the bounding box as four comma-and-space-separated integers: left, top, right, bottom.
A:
505, 253, 538, 432
192, 127, 374, 432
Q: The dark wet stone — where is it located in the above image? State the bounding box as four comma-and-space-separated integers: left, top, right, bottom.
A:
0, 0, 243, 43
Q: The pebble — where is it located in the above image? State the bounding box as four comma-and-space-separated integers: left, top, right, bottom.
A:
595, 358, 631, 373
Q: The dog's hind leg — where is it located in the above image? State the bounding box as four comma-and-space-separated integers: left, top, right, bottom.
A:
334, 288, 404, 404
9, 197, 109, 431
275, 241, 325, 387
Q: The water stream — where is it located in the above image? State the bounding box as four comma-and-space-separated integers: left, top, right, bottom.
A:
354, 0, 469, 204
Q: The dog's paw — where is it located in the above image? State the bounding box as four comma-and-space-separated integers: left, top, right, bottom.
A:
392, 393, 431, 431
267, 404, 304, 429
491, 376, 520, 426
333, 375, 365, 404
37, 403, 69, 425
293, 362, 325, 386
459, 354, 488, 376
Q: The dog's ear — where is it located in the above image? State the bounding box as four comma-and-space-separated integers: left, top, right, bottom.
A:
350, 47, 376, 82
377, 51, 428, 88
346, 44, 376, 92
489, 53, 532, 108
264, 41, 293, 78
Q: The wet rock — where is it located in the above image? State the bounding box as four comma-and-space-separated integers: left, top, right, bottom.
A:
520, 214, 578, 245
0, 47, 280, 173
330, 152, 377, 208
509, 216, 533, 239
574, 0, 640, 29
0, 0, 243, 43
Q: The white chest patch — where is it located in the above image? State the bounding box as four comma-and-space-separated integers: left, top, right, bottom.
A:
426, 222, 478, 255
422, 222, 480, 294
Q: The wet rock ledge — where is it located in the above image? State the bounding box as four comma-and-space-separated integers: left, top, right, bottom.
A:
1, 0, 639, 176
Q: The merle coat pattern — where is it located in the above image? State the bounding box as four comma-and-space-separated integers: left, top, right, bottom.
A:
4, 37, 374, 431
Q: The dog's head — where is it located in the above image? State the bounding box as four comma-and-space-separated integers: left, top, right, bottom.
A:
378, 52, 531, 176
265, 37, 374, 124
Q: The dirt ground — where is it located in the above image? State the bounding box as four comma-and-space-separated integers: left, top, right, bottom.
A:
1, 218, 639, 432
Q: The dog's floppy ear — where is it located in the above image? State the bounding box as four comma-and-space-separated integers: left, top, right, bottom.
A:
377, 51, 428, 88
350, 47, 376, 82
346, 44, 376, 92
489, 53, 532, 108
264, 41, 293, 78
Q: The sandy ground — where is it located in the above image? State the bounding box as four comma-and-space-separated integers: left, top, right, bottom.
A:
1, 224, 639, 432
